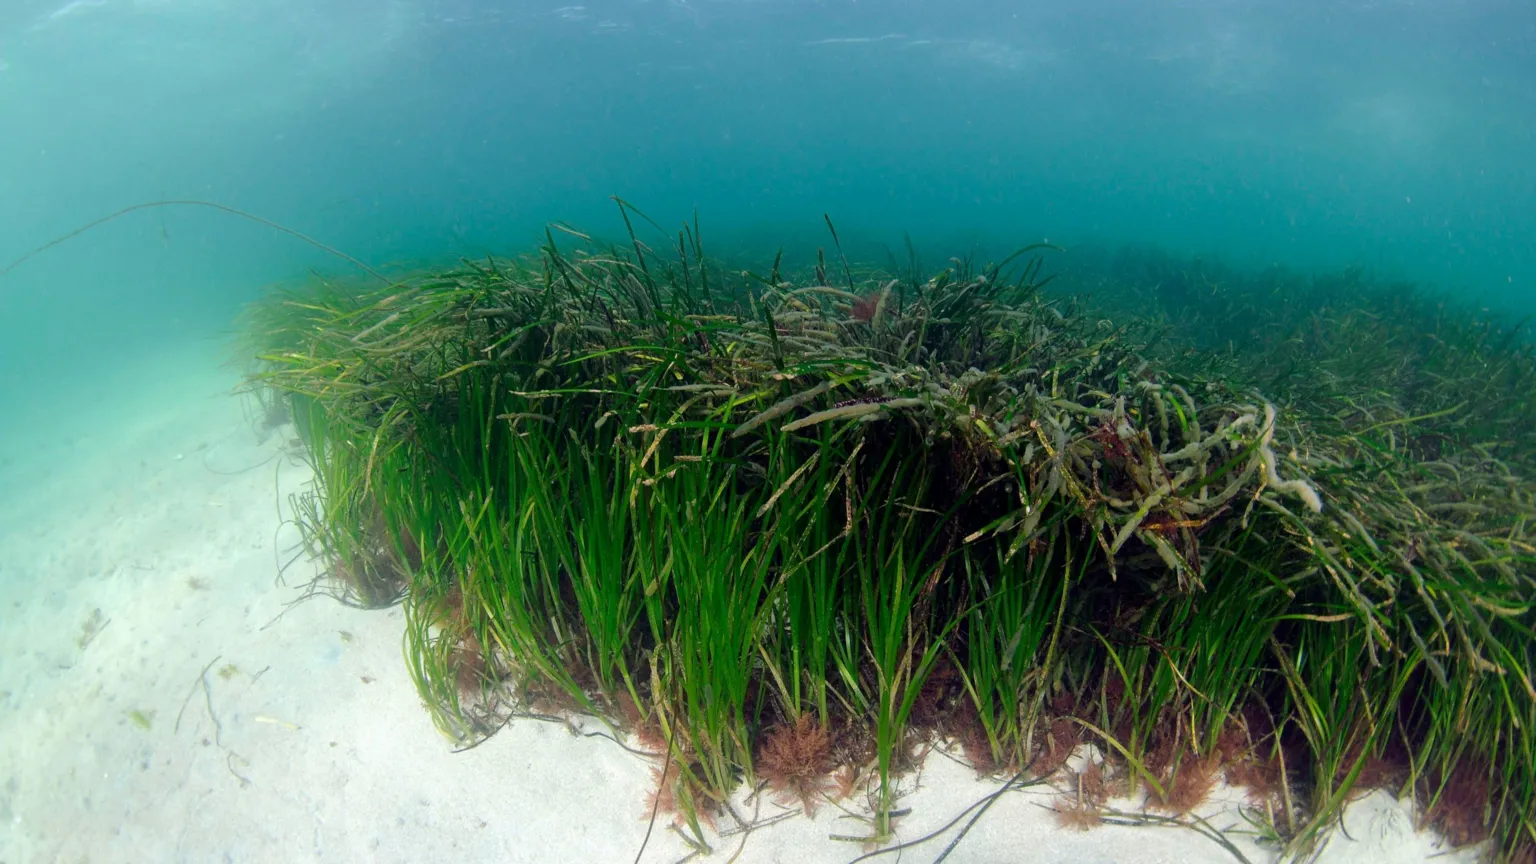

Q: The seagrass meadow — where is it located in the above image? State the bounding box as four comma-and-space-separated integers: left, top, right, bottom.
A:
241, 208, 1536, 862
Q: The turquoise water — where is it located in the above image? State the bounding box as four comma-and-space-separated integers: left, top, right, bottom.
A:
2, 2, 1532, 392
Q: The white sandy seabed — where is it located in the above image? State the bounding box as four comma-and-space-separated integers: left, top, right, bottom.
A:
0, 339, 1487, 864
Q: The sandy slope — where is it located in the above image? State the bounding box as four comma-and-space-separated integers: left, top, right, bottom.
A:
0, 340, 1483, 864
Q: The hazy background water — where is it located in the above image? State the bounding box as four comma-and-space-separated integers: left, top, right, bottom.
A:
0, 0, 1532, 444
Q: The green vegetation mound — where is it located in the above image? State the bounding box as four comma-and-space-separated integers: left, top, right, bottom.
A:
243, 212, 1536, 860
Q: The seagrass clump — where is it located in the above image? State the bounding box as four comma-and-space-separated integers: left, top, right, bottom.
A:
245, 212, 1536, 859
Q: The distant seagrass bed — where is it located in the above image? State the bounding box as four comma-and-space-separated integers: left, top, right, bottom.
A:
241, 207, 1536, 862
